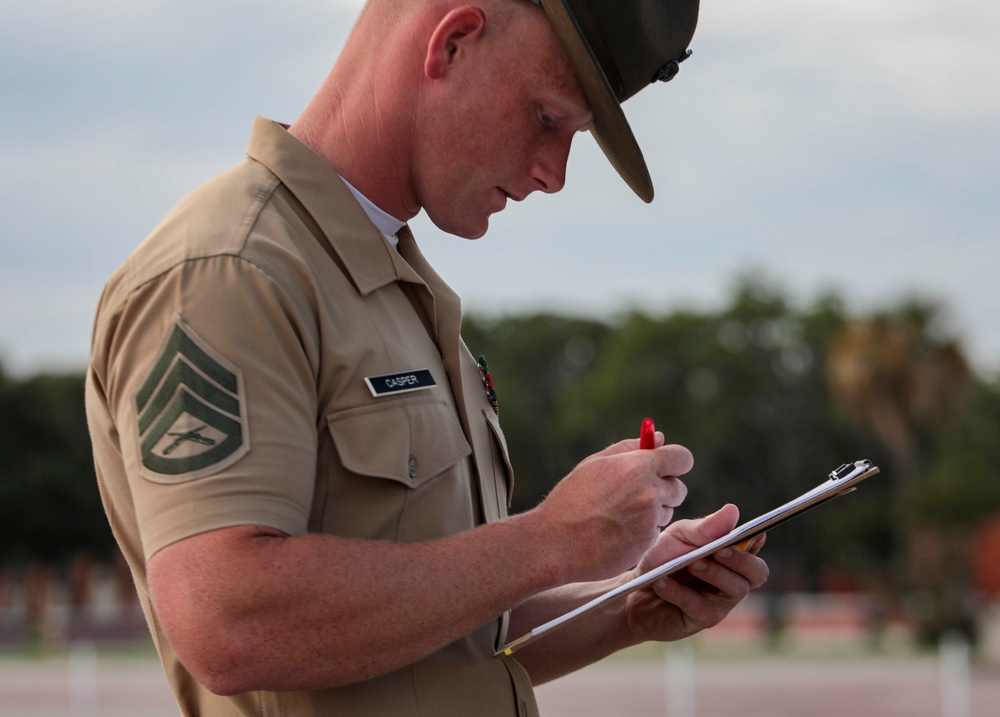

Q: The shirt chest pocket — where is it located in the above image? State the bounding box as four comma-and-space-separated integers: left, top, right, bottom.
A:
320, 397, 476, 542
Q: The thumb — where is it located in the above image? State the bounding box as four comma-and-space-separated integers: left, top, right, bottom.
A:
636, 503, 741, 574
673, 503, 741, 546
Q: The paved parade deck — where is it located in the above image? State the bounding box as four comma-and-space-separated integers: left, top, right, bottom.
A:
2, 647, 999, 717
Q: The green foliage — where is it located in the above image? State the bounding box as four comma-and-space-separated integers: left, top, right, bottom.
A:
462, 313, 612, 512
915, 376, 1000, 528
464, 278, 994, 592
0, 365, 114, 563
2, 279, 998, 607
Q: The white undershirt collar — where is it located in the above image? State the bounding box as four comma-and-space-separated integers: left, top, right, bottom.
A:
341, 178, 406, 250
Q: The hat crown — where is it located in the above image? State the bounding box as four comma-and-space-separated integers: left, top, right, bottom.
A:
533, 0, 702, 202
568, 0, 700, 101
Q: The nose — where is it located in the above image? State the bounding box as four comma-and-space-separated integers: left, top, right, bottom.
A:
528, 135, 571, 194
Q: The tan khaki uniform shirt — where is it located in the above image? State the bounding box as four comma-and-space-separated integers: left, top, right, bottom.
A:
85, 118, 538, 716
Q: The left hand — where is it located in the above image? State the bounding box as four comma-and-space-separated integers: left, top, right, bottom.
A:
623, 504, 769, 644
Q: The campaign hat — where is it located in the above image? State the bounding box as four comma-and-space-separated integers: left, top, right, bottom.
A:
531, 0, 701, 202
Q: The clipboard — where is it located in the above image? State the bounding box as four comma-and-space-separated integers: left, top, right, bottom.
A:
499, 459, 880, 656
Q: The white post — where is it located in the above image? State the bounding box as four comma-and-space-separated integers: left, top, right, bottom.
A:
940, 631, 972, 717
664, 640, 696, 717
69, 642, 99, 717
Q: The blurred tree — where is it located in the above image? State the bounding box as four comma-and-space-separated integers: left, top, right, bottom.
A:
907, 375, 1000, 644
826, 304, 971, 546
462, 313, 612, 512
560, 278, 864, 592
825, 301, 975, 643
826, 303, 970, 483
0, 367, 114, 564
917, 376, 1000, 528
467, 277, 892, 599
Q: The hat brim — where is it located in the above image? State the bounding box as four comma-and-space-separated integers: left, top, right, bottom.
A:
537, 0, 654, 202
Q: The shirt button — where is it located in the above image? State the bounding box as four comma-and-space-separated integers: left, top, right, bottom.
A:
408, 456, 418, 479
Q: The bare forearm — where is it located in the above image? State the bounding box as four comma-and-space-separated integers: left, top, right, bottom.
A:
150, 514, 562, 694
506, 577, 638, 685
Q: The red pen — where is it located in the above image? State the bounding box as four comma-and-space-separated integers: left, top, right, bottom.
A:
639, 416, 749, 549
639, 417, 656, 450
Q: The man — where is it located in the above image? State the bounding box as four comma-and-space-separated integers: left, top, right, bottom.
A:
86, 1, 768, 715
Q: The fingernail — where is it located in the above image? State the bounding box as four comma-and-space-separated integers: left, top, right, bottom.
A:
716, 548, 733, 560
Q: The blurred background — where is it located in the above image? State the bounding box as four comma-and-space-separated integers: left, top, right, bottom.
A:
2, 0, 998, 715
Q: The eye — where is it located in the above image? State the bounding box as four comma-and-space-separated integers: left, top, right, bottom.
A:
537, 106, 556, 128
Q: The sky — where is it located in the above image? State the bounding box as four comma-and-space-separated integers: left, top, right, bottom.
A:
1, 0, 998, 376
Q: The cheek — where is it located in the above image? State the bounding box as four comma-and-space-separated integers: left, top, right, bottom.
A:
469, 121, 537, 176
429, 101, 538, 188
447, 141, 507, 191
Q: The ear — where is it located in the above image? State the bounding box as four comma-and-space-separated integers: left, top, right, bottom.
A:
424, 6, 488, 80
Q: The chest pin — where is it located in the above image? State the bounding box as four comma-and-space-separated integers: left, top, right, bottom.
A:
477, 355, 499, 415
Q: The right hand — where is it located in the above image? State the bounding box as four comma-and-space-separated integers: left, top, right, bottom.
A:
530, 434, 692, 584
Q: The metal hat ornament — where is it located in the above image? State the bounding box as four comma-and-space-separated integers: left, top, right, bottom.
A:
529, 0, 701, 202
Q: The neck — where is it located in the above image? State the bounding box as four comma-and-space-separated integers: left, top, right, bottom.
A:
289, 3, 431, 221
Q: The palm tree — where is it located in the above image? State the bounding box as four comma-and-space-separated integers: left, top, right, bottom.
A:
825, 302, 971, 642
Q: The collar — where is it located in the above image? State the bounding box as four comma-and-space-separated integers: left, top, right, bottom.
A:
340, 178, 405, 250
244, 117, 420, 294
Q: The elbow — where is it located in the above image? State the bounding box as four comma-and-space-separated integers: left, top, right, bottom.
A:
155, 595, 275, 695
171, 620, 365, 694
196, 653, 251, 697
202, 673, 254, 698
183, 634, 362, 695
172, 625, 262, 696
200, 672, 246, 698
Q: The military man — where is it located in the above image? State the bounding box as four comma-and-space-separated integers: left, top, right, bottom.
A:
86, 1, 768, 715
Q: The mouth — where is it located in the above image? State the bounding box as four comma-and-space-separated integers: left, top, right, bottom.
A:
488, 188, 527, 217
490, 188, 510, 213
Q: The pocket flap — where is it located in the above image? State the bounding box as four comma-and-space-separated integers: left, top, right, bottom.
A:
327, 398, 472, 488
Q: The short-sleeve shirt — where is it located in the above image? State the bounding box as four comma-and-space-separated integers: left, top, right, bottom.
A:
85, 117, 538, 716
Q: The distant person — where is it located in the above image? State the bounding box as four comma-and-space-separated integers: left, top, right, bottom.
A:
85, 1, 768, 715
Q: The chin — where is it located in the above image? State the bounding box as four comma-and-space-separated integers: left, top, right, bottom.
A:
429, 211, 491, 240
460, 221, 490, 240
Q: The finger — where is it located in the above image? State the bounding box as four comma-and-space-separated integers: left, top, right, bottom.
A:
734, 533, 766, 554
590, 438, 691, 474
588, 434, 664, 457
660, 475, 688, 511
657, 507, 675, 531
649, 504, 738, 554
712, 546, 770, 589
657, 554, 760, 611
596, 445, 693, 491
636, 504, 741, 575
687, 555, 753, 599
672, 504, 741, 546
650, 575, 733, 629
652, 444, 694, 478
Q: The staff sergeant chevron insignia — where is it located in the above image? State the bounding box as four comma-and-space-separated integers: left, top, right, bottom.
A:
135, 320, 250, 482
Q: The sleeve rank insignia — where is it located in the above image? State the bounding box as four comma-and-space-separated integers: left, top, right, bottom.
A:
134, 319, 250, 482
